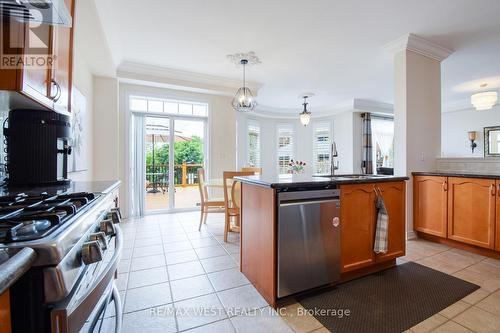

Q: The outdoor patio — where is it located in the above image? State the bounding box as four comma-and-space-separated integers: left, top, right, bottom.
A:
145, 186, 201, 211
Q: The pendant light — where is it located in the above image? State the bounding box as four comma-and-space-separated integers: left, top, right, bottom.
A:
231, 59, 257, 112
299, 94, 313, 126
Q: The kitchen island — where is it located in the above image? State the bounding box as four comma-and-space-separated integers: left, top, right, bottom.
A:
235, 173, 408, 307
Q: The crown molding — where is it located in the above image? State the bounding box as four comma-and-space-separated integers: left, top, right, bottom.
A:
352, 99, 393, 114
383, 33, 453, 61
117, 61, 261, 96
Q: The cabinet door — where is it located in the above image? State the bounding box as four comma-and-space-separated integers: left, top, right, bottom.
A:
21, 21, 53, 108
376, 181, 406, 262
447, 177, 496, 249
50, 0, 74, 112
340, 183, 376, 272
496, 181, 500, 252
413, 176, 448, 237
0, 290, 11, 333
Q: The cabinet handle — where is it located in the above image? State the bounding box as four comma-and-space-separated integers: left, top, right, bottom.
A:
497, 184, 500, 197
50, 79, 61, 102
491, 184, 496, 196
443, 181, 448, 191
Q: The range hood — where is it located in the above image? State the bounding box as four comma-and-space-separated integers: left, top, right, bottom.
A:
0, 0, 72, 27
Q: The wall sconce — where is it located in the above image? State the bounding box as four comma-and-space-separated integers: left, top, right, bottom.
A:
468, 131, 477, 153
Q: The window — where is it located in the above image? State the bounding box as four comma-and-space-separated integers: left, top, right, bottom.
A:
313, 122, 332, 174
129, 96, 208, 117
371, 116, 394, 173
277, 124, 294, 175
247, 121, 261, 167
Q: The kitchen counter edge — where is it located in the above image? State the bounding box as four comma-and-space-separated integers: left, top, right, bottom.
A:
235, 175, 409, 189
412, 172, 500, 180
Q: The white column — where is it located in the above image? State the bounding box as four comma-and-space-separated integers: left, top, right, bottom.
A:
386, 34, 452, 238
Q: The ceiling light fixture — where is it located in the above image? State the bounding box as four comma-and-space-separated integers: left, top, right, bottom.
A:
228, 52, 260, 112
471, 84, 498, 111
299, 93, 314, 126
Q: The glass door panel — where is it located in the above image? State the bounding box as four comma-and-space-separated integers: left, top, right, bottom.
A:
145, 116, 170, 212
173, 119, 206, 209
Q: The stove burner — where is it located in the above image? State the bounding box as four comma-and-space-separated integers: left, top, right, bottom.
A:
14, 219, 52, 237
0, 191, 99, 243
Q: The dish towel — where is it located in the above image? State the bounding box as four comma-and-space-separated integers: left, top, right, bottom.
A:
374, 194, 389, 254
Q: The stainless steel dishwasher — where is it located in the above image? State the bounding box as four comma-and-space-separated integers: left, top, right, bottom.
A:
277, 188, 341, 298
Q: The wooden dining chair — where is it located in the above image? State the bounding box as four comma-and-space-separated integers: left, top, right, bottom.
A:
223, 171, 255, 242
198, 169, 225, 231
241, 167, 262, 175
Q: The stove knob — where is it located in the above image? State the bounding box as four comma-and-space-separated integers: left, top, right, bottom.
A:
81, 241, 103, 265
99, 219, 116, 236
106, 208, 121, 224
89, 232, 108, 250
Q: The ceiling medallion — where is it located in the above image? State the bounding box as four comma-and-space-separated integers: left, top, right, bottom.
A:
228, 52, 260, 112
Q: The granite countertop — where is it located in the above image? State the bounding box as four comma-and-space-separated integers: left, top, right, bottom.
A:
0, 248, 36, 294
235, 173, 409, 189
0, 180, 121, 197
412, 172, 500, 180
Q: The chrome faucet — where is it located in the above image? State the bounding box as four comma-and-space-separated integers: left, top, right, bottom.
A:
331, 142, 339, 175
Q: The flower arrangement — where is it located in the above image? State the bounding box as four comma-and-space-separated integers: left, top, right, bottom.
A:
288, 159, 306, 174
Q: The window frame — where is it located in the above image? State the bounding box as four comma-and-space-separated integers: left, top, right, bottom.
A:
312, 121, 333, 175
276, 123, 295, 175
246, 120, 261, 167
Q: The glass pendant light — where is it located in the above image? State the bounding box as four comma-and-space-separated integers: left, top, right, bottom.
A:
299, 95, 312, 126
232, 59, 257, 112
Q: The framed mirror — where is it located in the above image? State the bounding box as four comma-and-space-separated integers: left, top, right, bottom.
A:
484, 126, 500, 157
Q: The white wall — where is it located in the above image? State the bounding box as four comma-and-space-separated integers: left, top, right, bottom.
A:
68, 0, 115, 181
441, 105, 500, 157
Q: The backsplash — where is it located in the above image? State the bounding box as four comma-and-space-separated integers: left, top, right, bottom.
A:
437, 157, 500, 175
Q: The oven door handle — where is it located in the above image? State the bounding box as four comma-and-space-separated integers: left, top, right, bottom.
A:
51, 225, 123, 333
112, 283, 123, 332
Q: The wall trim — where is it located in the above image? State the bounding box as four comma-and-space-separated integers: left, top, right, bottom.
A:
383, 33, 453, 62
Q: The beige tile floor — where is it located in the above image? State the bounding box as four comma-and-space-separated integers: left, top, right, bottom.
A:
111, 212, 500, 333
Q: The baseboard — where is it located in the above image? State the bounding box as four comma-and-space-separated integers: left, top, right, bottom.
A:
406, 230, 417, 240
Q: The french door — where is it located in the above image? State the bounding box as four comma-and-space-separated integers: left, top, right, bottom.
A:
142, 115, 207, 213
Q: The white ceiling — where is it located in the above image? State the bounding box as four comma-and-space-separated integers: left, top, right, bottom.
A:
94, 0, 500, 113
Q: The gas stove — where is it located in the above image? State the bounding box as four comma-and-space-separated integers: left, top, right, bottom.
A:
3, 185, 124, 333
0, 192, 98, 243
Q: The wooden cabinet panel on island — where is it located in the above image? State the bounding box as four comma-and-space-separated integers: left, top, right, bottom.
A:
447, 177, 496, 249
375, 181, 406, 262
339, 183, 376, 272
413, 176, 448, 237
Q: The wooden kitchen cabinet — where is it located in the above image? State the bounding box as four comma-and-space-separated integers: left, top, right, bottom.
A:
447, 177, 496, 249
413, 176, 448, 237
340, 183, 376, 272
496, 181, 500, 252
0, 290, 11, 333
0, 0, 74, 112
375, 181, 406, 262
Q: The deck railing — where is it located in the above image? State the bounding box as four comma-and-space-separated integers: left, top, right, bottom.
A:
146, 162, 203, 188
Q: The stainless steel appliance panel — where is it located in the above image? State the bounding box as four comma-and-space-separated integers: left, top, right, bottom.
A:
277, 190, 340, 298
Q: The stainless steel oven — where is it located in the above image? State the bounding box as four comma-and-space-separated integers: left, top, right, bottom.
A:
51, 221, 123, 333
5, 188, 123, 333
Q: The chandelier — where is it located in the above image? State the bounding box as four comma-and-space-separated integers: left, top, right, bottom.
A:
228, 52, 260, 112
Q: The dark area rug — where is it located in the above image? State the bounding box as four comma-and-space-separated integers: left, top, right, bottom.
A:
297, 262, 479, 333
